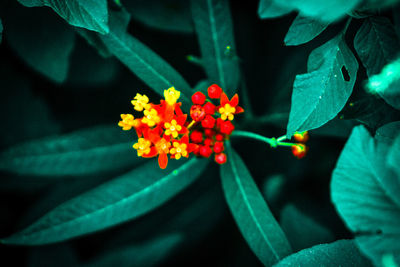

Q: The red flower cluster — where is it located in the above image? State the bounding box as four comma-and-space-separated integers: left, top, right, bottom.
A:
118, 85, 244, 169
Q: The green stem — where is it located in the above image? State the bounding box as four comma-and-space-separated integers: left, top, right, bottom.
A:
230, 130, 277, 147
276, 135, 287, 142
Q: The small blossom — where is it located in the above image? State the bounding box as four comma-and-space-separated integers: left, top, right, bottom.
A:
142, 108, 161, 127
208, 84, 223, 99
133, 138, 152, 157
292, 144, 308, 159
215, 153, 227, 164
164, 87, 180, 105
202, 115, 216, 128
293, 131, 309, 143
118, 114, 137, 130
190, 105, 206, 122
192, 92, 206, 105
203, 102, 216, 115
164, 119, 182, 138
190, 130, 203, 143
213, 142, 224, 153
219, 103, 236, 121
199, 145, 213, 158
219, 93, 244, 121
170, 141, 188, 160
131, 93, 150, 111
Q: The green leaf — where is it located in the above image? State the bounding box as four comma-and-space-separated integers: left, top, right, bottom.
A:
18, 0, 109, 34
5, 5, 75, 83
354, 16, 400, 110
220, 142, 292, 266
98, 10, 192, 106
125, 0, 193, 33
258, 0, 292, 19
191, 0, 240, 96
388, 134, 400, 178
331, 124, 400, 266
271, 0, 361, 22
274, 240, 373, 266
280, 204, 335, 251
0, 125, 139, 177
286, 34, 358, 137
284, 15, 329, 46
85, 233, 184, 267
2, 157, 208, 245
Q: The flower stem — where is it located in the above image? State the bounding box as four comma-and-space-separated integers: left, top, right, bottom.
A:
187, 120, 196, 130
231, 130, 297, 148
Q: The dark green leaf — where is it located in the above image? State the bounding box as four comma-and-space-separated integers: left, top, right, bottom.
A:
286, 34, 358, 137
280, 204, 335, 251
274, 240, 373, 267
18, 0, 109, 34
85, 233, 184, 267
331, 124, 400, 266
125, 0, 193, 33
258, 0, 292, 19
284, 15, 329, 46
354, 16, 400, 110
191, 0, 240, 96
99, 10, 192, 105
273, 0, 361, 22
221, 142, 291, 266
388, 134, 400, 177
0, 17, 3, 43
1, 157, 208, 245
5, 5, 75, 83
0, 125, 139, 177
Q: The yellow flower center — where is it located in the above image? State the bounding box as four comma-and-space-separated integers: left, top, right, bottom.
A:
133, 138, 151, 157
164, 119, 182, 138
164, 87, 180, 105
118, 114, 138, 130
169, 142, 187, 160
142, 108, 160, 127
219, 104, 236, 121
131, 93, 150, 111
155, 138, 171, 154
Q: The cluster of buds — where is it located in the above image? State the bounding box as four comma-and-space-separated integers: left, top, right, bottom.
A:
118, 84, 243, 169
291, 131, 309, 159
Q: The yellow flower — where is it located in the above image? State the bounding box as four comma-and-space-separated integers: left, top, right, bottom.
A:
155, 138, 171, 154
142, 108, 160, 127
131, 93, 150, 111
169, 142, 188, 160
164, 87, 180, 105
118, 114, 138, 130
164, 119, 182, 138
133, 138, 151, 156
219, 103, 236, 121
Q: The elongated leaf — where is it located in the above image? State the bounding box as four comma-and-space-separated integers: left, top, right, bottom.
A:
18, 0, 109, 34
388, 134, 400, 177
258, 0, 292, 19
0, 125, 139, 177
274, 240, 372, 267
191, 0, 240, 96
354, 16, 400, 109
5, 5, 75, 83
331, 124, 400, 266
0, 17, 3, 44
85, 233, 184, 267
125, 0, 193, 33
286, 34, 358, 137
99, 10, 192, 105
2, 157, 208, 245
284, 15, 329, 46
220, 142, 291, 266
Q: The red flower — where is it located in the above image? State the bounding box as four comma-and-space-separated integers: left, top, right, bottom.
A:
215, 153, 227, 164
208, 84, 223, 99
192, 92, 206, 105
292, 144, 308, 159
219, 93, 244, 121
202, 115, 216, 128
203, 102, 216, 115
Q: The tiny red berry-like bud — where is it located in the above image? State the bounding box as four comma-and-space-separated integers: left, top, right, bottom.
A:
203, 102, 216, 115
189, 143, 200, 155
213, 141, 224, 153
201, 115, 216, 128
219, 120, 235, 135
204, 128, 215, 137
190, 130, 203, 143
293, 131, 309, 143
215, 133, 225, 141
292, 144, 308, 159
192, 92, 206, 105
215, 153, 227, 164
204, 138, 213, 146
190, 105, 206, 122
199, 145, 213, 158
208, 84, 223, 99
